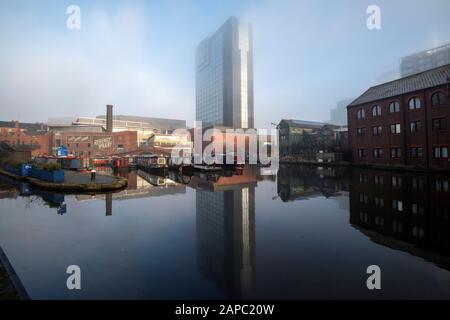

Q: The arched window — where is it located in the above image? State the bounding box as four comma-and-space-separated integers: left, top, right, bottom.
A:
357, 108, 365, 119
409, 97, 421, 110
431, 92, 446, 106
372, 105, 382, 116
389, 101, 400, 113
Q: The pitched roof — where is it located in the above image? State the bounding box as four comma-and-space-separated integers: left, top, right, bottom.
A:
348, 64, 450, 107
280, 119, 340, 129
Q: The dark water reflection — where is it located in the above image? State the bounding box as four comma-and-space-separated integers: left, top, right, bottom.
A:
0, 165, 450, 299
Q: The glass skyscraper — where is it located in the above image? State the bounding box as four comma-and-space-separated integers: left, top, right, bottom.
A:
196, 17, 254, 129
400, 43, 450, 77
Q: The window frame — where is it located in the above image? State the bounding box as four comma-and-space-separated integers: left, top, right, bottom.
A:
432, 117, 447, 131
372, 105, 382, 117
431, 91, 447, 107
357, 108, 366, 120
390, 123, 401, 134
409, 120, 422, 133
372, 148, 383, 159
408, 97, 422, 110
388, 101, 400, 113
372, 125, 382, 136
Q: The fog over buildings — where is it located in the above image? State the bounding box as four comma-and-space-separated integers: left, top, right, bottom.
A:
0, 1, 450, 127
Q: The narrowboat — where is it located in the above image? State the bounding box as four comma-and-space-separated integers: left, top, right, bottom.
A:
135, 155, 168, 173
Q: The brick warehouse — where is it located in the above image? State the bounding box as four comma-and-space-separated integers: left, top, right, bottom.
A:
347, 64, 450, 169
0, 105, 138, 157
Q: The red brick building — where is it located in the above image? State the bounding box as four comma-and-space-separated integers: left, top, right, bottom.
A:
348, 64, 450, 169
0, 121, 50, 157
1, 105, 138, 158
49, 130, 138, 157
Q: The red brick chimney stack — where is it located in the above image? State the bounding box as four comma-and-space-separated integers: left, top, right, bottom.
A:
106, 105, 113, 133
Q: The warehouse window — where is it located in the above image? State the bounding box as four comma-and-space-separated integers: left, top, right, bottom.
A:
431, 91, 446, 106
434, 146, 449, 158
409, 120, 422, 133
372, 148, 383, 158
391, 148, 402, 159
357, 148, 367, 158
372, 105, 382, 116
392, 200, 404, 212
389, 101, 400, 113
408, 97, 421, 110
357, 108, 365, 119
390, 123, 401, 134
410, 147, 424, 158
435, 179, 449, 192
372, 126, 382, 136
432, 118, 447, 131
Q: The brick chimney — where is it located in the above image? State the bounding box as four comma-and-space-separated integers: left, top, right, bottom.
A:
106, 105, 113, 133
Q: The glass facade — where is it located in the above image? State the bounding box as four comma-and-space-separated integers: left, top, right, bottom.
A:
196, 17, 253, 128
196, 185, 255, 298
400, 43, 450, 77
196, 33, 224, 125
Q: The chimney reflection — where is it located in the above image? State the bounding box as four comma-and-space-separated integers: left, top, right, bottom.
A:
193, 167, 257, 299
105, 193, 112, 216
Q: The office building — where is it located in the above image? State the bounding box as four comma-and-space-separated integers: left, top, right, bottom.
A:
196, 17, 254, 128
192, 167, 257, 298
348, 64, 450, 169
401, 43, 450, 77
49, 114, 186, 147
329, 98, 354, 126
278, 119, 348, 161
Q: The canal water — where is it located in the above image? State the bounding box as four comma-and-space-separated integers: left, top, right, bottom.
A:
0, 165, 450, 300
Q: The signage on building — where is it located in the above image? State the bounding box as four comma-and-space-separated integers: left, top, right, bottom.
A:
57, 145, 68, 157
93, 136, 113, 150
67, 136, 90, 143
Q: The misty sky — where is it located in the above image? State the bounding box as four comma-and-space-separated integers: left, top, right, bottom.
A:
0, 0, 449, 128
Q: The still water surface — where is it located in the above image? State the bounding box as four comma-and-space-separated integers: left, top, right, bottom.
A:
0, 165, 450, 299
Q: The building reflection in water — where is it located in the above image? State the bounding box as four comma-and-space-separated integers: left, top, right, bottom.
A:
277, 164, 350, 202
277, 164, 450, 268
349, 169, 450, 268
76, 170, 186, 216
189, 166, 257, 299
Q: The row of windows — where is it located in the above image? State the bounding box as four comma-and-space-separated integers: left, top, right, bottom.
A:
360, 212, 427, 238
359, 174, 449, 191
361, 193, 448, 210
356, 118, 448, 136
356, 92, 447, 119
356, 146, 448, 159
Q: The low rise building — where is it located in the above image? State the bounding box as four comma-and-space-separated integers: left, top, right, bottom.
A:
278, 119, 348, 162
143, 133, 193, 155
347, 64, 450, 169
0, 121, 50, 157
1, 105, 139, 158
73, 115, 186, 146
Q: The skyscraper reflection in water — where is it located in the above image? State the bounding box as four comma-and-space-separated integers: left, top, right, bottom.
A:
193, 167, 256, 299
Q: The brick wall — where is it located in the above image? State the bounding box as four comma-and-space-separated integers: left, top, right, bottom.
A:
348, 84, 450, 169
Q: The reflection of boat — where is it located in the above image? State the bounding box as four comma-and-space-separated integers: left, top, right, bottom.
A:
168, 171, 192, 185
135, 155, 168, 173
148, 175, 167, 187
193, 165, 222, 172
